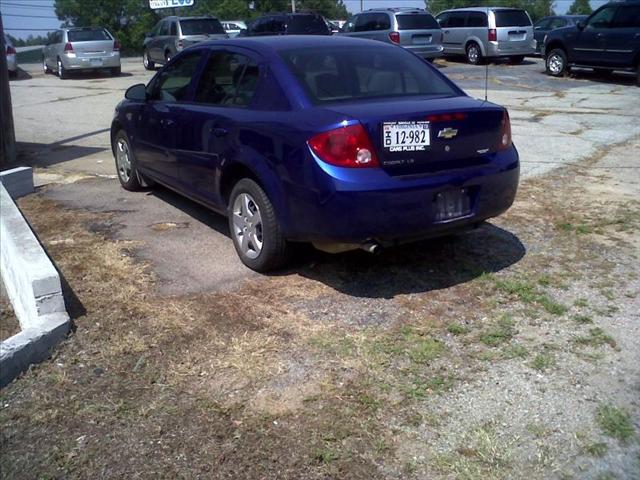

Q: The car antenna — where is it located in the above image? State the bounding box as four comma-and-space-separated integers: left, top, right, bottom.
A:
483, 7, 489, 103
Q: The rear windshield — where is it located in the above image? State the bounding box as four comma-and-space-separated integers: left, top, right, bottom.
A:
279, 46, 457, 104
494, 10, 531, 27
287, 15, 330, 34
396, 14, 439, 30
180, 18, 225, 35
67, 29, 111, 42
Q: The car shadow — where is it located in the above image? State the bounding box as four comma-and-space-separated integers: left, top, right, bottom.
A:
567, 68, 637, 87
9, 68, 33, 81
149, 184, 525, 299
440, 56, 537, 67
282, 223, 525, 298
50, 70, 134, 80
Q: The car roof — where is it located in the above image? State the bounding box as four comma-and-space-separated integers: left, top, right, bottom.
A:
441, 6, 527, 12
363, 8, 428, 13
161, 16, 220, 21
197, 35, 397, 53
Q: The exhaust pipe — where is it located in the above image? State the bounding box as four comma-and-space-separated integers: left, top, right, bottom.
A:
360, 241, 382, 255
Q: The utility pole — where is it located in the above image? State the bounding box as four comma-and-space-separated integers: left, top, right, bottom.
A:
361, 0, 364, 12
292, 0, 296, 13
0, 13, 17, 166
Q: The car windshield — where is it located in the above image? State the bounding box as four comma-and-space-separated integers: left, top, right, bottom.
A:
494, 10, 531, 27
396, 14, 439, 30
279, 46, 457, 104
287, 16, 330, 34
180, 19, 225, 35
67, 29, 111, 42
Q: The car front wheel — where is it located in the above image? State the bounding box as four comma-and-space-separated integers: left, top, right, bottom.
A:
546, 49, 568, 77
143, 51, 155, 70
113, 131, 142, 191
228, 179, 289, 272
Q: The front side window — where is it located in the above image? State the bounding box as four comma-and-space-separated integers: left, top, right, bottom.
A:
549, 18, 567, 29
150, 52, 202, 102
436, 12, 450, 28
586, 7, 616, 29
280, 46, 458, 104
354, 13, 375, 32
611, 6, 640, 28
448, 12, 467, 28
342, 16, 357, 32
195, 52, 259, 107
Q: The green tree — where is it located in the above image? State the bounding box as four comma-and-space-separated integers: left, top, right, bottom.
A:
567, 0, 592, 15
426, 0, 554, 22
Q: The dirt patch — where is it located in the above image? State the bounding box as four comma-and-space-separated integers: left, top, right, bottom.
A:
0, 298, 20, 341
1, 140, 639, 479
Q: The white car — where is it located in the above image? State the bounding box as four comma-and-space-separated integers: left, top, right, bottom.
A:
5, 35, 17, 78
221, 20, 247, 37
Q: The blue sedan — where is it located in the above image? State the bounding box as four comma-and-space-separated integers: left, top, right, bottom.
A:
111, 36, 519, 271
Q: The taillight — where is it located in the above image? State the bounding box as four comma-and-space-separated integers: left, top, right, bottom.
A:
113, 40, 121, 51
427, 112, 468, 122
64, 42, 74, 53
309, 123, 380, 168
388, 31, 400, 44
6, 45, 16, 55
488, 29, 497, 42
497, 110, 512, 151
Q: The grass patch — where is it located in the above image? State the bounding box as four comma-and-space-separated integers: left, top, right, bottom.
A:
447, 323, 470, 335
537, 295, 568, 316
574, 298, 589, 308
531, 352, 555, 372
596, 404, 634, 444
480, 314, 516, 347
502, 343, 529, 359
572, 314, 593, 324
573, 328, 617, 349
584, 442, 608, 457
492, 277, 568, 316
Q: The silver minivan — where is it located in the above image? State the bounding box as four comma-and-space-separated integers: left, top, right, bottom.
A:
435, 8, 535, 64
341, 8, 443, 60
43, 27, 121, 78
143, 16, 227, 70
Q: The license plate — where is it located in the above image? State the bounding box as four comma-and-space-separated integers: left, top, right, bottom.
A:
382, 121, 430, 152
434, 189, 471, 222
90, 58, 103, 66
412, 35, 431, 45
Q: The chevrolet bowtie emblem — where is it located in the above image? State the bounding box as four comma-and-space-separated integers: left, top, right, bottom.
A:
438, 128, 458, 139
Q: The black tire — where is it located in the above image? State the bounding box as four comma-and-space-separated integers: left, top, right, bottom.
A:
113, 130, 142, 191
111, 67, 121, 76
164, 51, 172, 64
509, 55, 525, 64
57, 57, 68, 79
636, 62, 640, 87
143, 50, 155, 70
43, 57, 51, 74
228, 179, 289, 272
466, 42, 483, 65
545, 48, 568, 77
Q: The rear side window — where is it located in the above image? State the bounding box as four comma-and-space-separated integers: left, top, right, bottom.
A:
170, 22, 178, 36
494, 10, 531, 27
396, 14, 439, 30
280, 46, 457, 104
549, 17, 567, 29
467, 12, 488, 28
195, 52, 259, 107
67, 29, 111, 42
180, 19, 225, 35
448, 12, 467, 28
151, 52, 202, 102
287, 15, 330, 34
355, 13, 391, 32
612, 6, 640, 28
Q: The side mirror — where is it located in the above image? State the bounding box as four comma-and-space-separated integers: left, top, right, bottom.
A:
125, 83, 147, 101
576, 20, 585, 30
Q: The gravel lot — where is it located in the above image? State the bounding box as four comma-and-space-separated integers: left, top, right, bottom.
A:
1, 55, 639, 479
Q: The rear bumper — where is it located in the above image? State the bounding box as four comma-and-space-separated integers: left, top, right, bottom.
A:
404, 44, 444, 59
486, 41, 535, 57
283, 147, 520, 244
62, 52, 120, 70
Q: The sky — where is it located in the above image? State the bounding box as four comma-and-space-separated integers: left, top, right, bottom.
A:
1, 0, 607, 40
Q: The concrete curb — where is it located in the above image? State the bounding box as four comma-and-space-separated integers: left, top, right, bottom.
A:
0, 171, 70, 388
0, 166, 34, 199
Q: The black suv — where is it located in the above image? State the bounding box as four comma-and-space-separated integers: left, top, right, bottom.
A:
242, 13, 331, 36
543, 1, 640, 84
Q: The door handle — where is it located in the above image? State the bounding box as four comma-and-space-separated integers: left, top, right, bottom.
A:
160, 118, 175, 126
212, 128, 228, 137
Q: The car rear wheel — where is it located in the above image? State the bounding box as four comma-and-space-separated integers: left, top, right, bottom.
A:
143, 51, 154, 70
57, 58, 68, 79
113, 131, 142, 191
509, 55, 525, 64
546, 49, 568, 77
228, 179, 289, 272
466, 43, 482, 65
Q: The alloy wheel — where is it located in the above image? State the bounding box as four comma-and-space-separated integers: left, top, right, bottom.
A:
547, 54, 564, 75
467, 45, 480, 64
231, 193, 263, 259
116, 138, 132, 183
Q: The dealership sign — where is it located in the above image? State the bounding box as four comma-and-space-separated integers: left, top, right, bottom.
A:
149, 0, 194, 9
